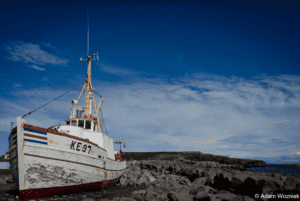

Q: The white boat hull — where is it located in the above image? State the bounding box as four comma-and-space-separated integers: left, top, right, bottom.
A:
9, 117, 126, 200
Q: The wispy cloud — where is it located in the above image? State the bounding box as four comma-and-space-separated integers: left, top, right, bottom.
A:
97, 63, 135, 76
42, 77, 49, 81
2, 73, 300, 163
29, 64, 46, 71
40, 42, 60, 53
5, 41, 69, 66
13, 83, 22, 88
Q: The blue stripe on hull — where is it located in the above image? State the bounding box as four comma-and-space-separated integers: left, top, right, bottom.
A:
24, 128, 47, 135
25, 138, 48, 145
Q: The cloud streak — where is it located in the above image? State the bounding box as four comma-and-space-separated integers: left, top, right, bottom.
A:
29, 64, 46, 71
97, 63, 135, 76
1, 72, 300, 164
5, 41, 69, 66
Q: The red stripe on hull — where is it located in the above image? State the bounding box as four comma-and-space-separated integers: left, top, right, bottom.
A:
24, 133, 47, 140
19, 176, 122, 200
23, 124, 100, 148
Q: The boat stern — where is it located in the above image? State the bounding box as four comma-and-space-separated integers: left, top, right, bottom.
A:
8, 117, 26, 192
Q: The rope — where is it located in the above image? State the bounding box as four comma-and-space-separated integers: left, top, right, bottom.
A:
93, 90, 103, 99
92, 88, 110, 136
100, 106, 109, 136
21, 83, 85, 118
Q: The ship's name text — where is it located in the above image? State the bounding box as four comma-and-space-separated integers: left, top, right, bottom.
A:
70, 141, 92, 154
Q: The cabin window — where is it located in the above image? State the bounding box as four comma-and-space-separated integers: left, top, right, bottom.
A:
66, 121, 70, 125
86, 120, 91, 129
78, 120, 84, 128
71, 120, 77, 126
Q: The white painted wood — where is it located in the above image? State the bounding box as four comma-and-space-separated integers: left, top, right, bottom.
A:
24, 131, 107, 159
24, 145, 106, 169
11, 118, 126, 193
22, 145, 125, 190
49, 123, 118, 161
49, 125, 104, 148
17, 117, 25, 191
104, 135, 115, 160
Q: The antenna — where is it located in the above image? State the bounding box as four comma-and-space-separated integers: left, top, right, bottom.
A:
87, 7, 89, 57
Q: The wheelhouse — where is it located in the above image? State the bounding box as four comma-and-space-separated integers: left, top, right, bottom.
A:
65, 118, 98, 132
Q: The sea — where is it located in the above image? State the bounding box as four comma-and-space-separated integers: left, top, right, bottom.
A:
248, 164, 300, 176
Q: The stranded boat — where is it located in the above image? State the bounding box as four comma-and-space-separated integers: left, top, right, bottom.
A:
8, 50, 126, 200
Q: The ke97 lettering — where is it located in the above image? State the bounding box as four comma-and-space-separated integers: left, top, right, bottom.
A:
70, 141, 92, 154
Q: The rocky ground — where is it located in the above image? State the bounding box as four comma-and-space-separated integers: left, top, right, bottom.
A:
1, 157, 300, 201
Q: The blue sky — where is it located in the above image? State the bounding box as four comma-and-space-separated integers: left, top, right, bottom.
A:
1, 1, 300, 167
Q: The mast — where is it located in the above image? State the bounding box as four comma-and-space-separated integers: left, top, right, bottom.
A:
79, 54, 99, 117
69, 7, 102, 133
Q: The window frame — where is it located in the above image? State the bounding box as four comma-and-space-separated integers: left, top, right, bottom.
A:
85, 120, 91, 129
78, 120, 85, 128
93, 121, 97, 132
71, 120, 77, 126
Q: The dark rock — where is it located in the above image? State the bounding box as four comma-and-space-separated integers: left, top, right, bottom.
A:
167, 191, 181, 201
229, 176, 243, 193
215, 190, 240, 201
189, 186, 206, 196
271, 172, 284, 177
132, 190, 146, 201
2, 157, 300, 201
123, 179, 135, 187
242, 159, 268, 168
243, 196, 256, 201
257, 179, 282, 195
240, 177, 260, 196
137, 174, 149, 187
183, 168, 193, 178
144, 186, 161, 201
207, 186, 218, 195
283, 175, 299, 190
212, 173, 231, 191
191, 177, 206, 187
174, 164, 182, 175
193, 191, 211, 201
167, 186, 194, 201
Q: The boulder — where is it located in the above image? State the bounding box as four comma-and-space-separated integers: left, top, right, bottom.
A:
119, 177, 135, 187
283, 175, 300, 190
239, 177, 259, 196
243, 196, 256, 201
215, 190, 241, 201
190, 186, 206, 196
228, 176, 243, 193
193, 191, 211, 201
81, 198, 96, 201
167, 191, 182, 201
118, 197, 136, 201
191, 177, 206, 187
257, 179, 282, 195
144, 185, 161, 201
2, 159, 300, 201
170, 186, 194, 201
137, 174, 149, 187
212, 173, 231, 191
132, 190, 146, 200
